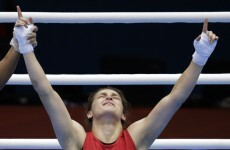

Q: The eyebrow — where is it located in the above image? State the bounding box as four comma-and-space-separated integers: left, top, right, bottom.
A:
97, 92, 120, 97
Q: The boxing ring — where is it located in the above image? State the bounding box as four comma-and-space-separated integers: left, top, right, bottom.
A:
1, 12, 230, 149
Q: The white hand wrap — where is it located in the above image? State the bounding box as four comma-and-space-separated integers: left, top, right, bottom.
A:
9, 34, 19, 52
192, 32, 217, 66
14, 24, 34, 54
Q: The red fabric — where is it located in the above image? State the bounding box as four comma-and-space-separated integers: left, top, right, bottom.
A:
83, 130, 136, 150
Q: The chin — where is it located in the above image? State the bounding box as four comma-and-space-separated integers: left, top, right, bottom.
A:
101, 108, 119, 116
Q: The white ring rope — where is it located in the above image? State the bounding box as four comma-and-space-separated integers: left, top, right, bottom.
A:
7, 74, 230, 85
1, 12, 230, 23
0, 139, 230, 149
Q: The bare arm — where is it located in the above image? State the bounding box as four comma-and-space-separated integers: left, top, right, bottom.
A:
0, 4, 38, 91
15, 6, 85, 150
23, 52, 86, 149
128, 19, 218, 149
0, 47, 20, 91
128, 62, 203, 149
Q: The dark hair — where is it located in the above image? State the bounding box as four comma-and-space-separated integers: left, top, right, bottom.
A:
85, 86, 131, 129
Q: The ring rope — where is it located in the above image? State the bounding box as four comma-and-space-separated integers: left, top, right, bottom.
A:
0, 139, 230, 149
0, 12, 230, 23
7, 74, 230, 85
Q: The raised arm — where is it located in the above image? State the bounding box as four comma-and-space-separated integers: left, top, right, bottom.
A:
14, 6, 85, 150
0, 47, 20, 90
0, 7, 38, 91
128, 19, 219, 149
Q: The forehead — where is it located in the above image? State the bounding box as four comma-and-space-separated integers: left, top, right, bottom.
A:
96, 89, 120, 96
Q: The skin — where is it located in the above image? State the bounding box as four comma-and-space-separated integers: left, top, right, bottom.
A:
87, 89, 126, 143
0, 47, 20, 91
0, 6, 37, 91
18, 4, 218, 150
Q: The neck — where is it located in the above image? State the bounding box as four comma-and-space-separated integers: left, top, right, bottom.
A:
92, 117, 123, 144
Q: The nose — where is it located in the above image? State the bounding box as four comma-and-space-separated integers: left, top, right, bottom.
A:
106, 96, 113, 101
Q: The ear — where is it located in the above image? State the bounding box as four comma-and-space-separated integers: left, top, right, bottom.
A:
87, 111, 93, 119
121, 114, 126, 121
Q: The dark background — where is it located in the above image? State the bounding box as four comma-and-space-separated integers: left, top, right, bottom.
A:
1, 0, 230, 108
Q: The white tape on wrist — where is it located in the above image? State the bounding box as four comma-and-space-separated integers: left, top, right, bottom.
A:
9, 36, 19, 52
14, 24, 34, 54
192, 32, 217, 66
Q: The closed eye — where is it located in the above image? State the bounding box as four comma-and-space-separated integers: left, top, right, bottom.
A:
97, 95, 105, 99
113, 96, 120, 100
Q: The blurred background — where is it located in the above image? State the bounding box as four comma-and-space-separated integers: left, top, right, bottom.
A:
0, 0, 230, 138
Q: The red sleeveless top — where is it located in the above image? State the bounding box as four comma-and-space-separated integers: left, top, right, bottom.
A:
82, 130, 136, 150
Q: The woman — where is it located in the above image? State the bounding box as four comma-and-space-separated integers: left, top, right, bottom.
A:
14, 6, 218, 150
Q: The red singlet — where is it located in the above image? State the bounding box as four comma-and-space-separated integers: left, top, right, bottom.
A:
83, 130, 136, 150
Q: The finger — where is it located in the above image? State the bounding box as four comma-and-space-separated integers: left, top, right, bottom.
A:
16, 6, 29, 28
15, 19, 28, 28
31, 41, 38, 48
212, 34, 219, 43
202, 18, 208, 33
18, 17, 29, 27
28, 38, 37, 44
210, 34, 216, 43
28, 17, 33, 24
16, 6, 23, 18
195, 35, 201, 41
208, 31, 213, 42
19, 17, 29, 23
32, 43, 37, 48
27, 33, 37, 39
27, 36, 37, 46
15, 20, 27, 27
32, 25, 38, 32
28, 39, 37, 46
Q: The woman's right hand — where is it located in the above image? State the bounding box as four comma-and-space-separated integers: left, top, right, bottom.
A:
11, 6, 38, 52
